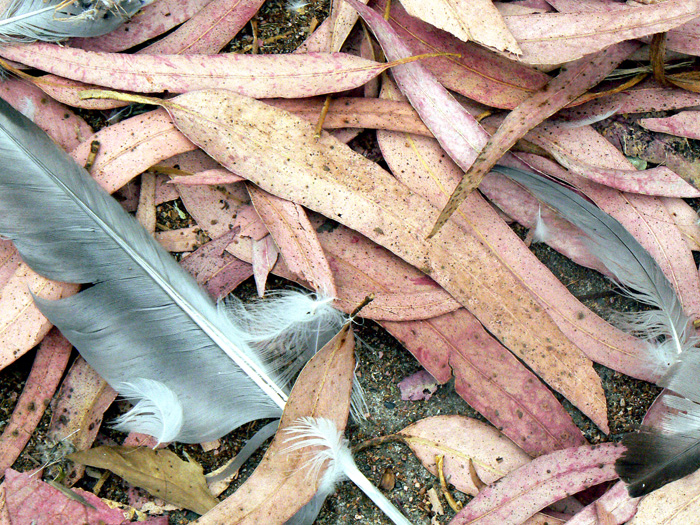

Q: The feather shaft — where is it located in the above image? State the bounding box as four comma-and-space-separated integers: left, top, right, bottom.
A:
0, 96, 341, 443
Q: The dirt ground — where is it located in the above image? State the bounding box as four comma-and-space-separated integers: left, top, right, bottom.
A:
0, 1, 685, 524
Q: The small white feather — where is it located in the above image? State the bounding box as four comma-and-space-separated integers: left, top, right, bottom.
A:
285, 417, 412, 525
111, 378, 184, 445
530, 206, 549, 244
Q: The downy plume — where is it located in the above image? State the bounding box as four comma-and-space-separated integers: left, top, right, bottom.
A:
285, 417, 412, 525
0, 0, 152, 43
0, 96, 342, 444
492, 165, 695, 376
491, 165, 700, 497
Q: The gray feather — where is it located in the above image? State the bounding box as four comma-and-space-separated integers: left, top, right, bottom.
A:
0, 0, 151, 43
492, 164, 694, 375
0, 95, 300, 444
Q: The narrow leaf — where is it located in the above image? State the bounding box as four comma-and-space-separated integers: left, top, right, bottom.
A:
450, 443, 623, 525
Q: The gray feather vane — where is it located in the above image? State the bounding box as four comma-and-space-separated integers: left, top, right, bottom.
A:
0, 96, 343, 444
0, 0, 152, 43
492, 164, 700, 497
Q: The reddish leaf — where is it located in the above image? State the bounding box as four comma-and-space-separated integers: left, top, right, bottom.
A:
384, 310, 586, 456
450, 443, 623, 525
4, 469, 128, 525
398, 370, 438, 401
0, 330, 72, 478
432, 41, 637, 236
251, 235, 279, 297
71, 0, 213, 52
566, 481, 639, 525
1, 44, 393, 99
640, 111, 700, 140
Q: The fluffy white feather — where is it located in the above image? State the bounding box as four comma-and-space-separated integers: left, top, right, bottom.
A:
531, 206, 549, 244
285, 417, 412, 525
111, 379, 184, 445
0, 0, 152, 42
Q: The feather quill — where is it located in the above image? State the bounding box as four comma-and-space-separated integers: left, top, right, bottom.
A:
491, 164, 700, 497
0, 0, 152, 43
285, 417, 412, 525
0, 96, 343, 444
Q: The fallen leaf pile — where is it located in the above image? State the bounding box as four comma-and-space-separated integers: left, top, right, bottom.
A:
2, 0, 700, 524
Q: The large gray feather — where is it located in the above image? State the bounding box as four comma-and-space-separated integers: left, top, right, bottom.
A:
0, 96, 343, 444
0, 0, 151, 43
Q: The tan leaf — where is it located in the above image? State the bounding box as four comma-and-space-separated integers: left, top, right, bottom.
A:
0, 264, 77, 371
400, 0, 521, 55
196, 324, 356, 524
68, 446, 217, 515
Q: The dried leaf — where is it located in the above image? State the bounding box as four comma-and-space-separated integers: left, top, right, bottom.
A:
69, 446, 217, 515
377, 0, 549, 109
0, 264, 77, 370
397, 415, 531, 496
248, 185, 337, 296
640, 110, 700, 140
155, 226, 201, 253
661, 197, 700, 252
432, 41, 638, 236
0, 330, 71, 478
70, 109, 196, 193
127, 88, 607, 429
4, 469, 128, 525
71, 0, 211, 52
196, 324, 356, 524
502, 0, 700, 65
251, 235, 279, 297
400, 0, 521, 55
384, 310, 586, 456
49, 358, 117, 486
0, 240, 20, 290
1, 43, 393, 98
142, 0, 264, 55
566, 481, 639, 525
450, 443, 623, 525
398, 370, 438, 401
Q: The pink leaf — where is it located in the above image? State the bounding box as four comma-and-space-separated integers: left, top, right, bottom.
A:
449, 443, 623, 525
0, 44, 393, 99
0, 330, 72, 478
640, 110, 700, 140
71, 0, 213, 52
142, 0, 265, 55
252, 235, 279, 297
398, 370, 438, 401
502, 0, 700, 65
566, 481, 639, 525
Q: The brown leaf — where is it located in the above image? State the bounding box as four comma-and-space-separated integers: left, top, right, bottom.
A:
68, 446, 217, 515
400, 0, 522, 55
196, 324, 356, 524
251, 235, 279, 297
135, 88, 607, 430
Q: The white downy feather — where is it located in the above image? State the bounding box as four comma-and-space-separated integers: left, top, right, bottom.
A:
285, 417, 412, 525
0, 0, 152, 43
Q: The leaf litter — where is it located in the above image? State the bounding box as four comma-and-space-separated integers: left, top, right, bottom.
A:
2, 0, 700, 524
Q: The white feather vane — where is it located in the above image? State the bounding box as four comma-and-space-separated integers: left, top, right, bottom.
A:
0, 0, 152, 43
284, 417, 412, 525
0, 96, 341, 444
492, 165, 695, 376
